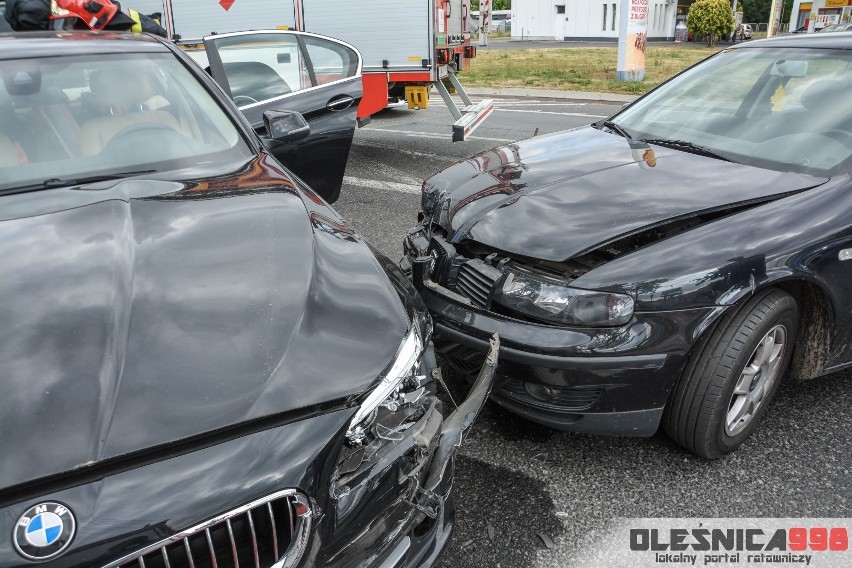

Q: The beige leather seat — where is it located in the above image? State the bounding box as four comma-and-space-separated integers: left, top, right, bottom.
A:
0, 134, 19, 167
81, 110, 181, 155
80, 70, 183, 156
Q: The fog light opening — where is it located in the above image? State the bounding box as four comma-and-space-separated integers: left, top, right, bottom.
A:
523, 382, 557, 402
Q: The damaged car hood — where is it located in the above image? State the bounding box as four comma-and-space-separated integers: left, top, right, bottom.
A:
426, 127, 828, 261
0, 155, 408, 491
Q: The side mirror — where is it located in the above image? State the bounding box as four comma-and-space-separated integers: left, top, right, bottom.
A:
263, 110, 310, 144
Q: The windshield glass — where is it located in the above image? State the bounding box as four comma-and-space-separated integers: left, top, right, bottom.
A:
0, 52, 254, 191
614, 47, 852, 176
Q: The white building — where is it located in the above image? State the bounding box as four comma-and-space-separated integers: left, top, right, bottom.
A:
788, 0, 852, 31
511, 0, 679, 41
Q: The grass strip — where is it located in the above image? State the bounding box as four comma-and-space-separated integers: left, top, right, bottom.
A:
464, 46, 722, 95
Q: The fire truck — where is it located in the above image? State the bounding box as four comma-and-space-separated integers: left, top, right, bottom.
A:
133, 0, 493, 141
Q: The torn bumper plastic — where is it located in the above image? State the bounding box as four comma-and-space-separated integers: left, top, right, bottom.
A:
326, 336, 499, 568
399, 227, 710, 437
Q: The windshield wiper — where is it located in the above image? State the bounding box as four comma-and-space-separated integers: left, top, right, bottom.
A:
1, 170, 159, 196
595, 119, 634, 141
41, 170, 158, 189
640, 138, 733, 162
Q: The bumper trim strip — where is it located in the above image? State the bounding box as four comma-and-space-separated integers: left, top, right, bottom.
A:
435, 322, 667, 370
425, 334, 500, 493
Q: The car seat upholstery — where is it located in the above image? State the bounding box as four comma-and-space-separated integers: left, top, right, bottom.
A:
80, 70, 183, 155
801, 79, 852, 126
753, 76, 852, 142
0, 134, 18, 167
81, 111, 181, 155
223, 61, 292, 103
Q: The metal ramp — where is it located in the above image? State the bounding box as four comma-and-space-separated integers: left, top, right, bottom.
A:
434, 70, 494, 142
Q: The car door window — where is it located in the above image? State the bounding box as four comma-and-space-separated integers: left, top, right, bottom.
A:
301, 36, 358, 86
207, 34, 310, 107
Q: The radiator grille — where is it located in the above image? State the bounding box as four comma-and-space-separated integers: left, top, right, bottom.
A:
456, 261, 501, 308
103, 490, 311, 568
427, 238, 451, 285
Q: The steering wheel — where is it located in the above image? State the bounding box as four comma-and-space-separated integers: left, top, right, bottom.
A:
232, 95, 258, 106
102, 122, 192, 156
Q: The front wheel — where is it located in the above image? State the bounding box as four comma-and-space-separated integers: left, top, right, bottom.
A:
664, 289, 798, 459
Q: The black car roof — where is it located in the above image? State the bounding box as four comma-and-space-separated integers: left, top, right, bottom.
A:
733, 30, 852, 50
0, 31, 169, 60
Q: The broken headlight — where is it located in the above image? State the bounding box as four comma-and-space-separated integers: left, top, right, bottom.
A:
421, 177, 452, 219
494, 271, 634, 326
345, 311, 431, 445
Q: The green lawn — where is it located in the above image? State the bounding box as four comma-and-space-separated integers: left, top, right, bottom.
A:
463, 46, 721, 95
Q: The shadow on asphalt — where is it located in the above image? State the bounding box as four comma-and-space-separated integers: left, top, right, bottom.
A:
440, 454, 564, 568
434, 346, 851, 567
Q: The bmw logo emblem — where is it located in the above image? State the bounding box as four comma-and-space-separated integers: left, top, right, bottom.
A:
13, 502, 76, 561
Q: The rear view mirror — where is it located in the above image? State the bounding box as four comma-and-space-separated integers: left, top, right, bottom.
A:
3, 63, 42, 96
770, 60, 808, 78
277, 52, 291, 64
263, 110, 310, 144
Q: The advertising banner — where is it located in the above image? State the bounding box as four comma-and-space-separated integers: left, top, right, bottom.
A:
617, 0, 649, 81
561, 518, 852, 567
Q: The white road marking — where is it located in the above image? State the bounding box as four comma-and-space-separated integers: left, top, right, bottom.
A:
344, 176, 422, 195
494, 102, 593, 107
493, 108, 607, 118
423, 100, 606, 117
358, 128, 514, 143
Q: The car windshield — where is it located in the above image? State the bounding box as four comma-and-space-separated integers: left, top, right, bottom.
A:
614, 47, 852, 176
0, 52, 254, 192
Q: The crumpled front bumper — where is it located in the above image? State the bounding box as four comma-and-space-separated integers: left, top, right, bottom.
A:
0, 339, 498, 568
325, 337, 500, 568
400, 226, 717, 437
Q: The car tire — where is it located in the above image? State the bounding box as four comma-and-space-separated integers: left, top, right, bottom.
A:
663, 289, 798, 459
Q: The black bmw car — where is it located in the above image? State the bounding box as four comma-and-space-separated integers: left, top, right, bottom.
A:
403, 32, 852, 458
0, 32, 498, 567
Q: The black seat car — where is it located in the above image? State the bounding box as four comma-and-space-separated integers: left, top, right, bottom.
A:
402, 31, 852, 459
0, 31, 498, 568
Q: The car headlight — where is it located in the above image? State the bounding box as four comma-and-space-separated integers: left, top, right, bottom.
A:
345, 311, 431, 445
494, 271, 634, 326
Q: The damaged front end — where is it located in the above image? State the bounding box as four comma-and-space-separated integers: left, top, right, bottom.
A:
397, 223, 700, 437
324, 311, 499, 568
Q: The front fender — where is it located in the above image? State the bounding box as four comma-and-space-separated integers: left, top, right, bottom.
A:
572, 176, 852, 313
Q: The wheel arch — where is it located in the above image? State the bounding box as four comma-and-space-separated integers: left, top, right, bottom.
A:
771, 279, 834, 380
692, 274, 836, 382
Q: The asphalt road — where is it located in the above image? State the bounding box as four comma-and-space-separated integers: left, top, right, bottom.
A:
334, 99, 852, 568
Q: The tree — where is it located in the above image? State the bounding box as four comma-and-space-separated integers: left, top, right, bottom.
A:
471, 0, 511, 10
742, 0, 772, 23
687, 0, 735, 47
742, 0, 789, 24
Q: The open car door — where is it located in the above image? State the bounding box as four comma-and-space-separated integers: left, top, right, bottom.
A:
202, 30, 362, 203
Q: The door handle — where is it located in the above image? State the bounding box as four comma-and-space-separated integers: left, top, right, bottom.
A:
326, 96, 355, 112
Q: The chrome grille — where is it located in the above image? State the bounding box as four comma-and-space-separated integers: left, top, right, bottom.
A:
103, 490, 311, 568
456, 260, 501, 308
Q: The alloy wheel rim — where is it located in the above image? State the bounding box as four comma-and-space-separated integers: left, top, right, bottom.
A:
725, 324, 787, 437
